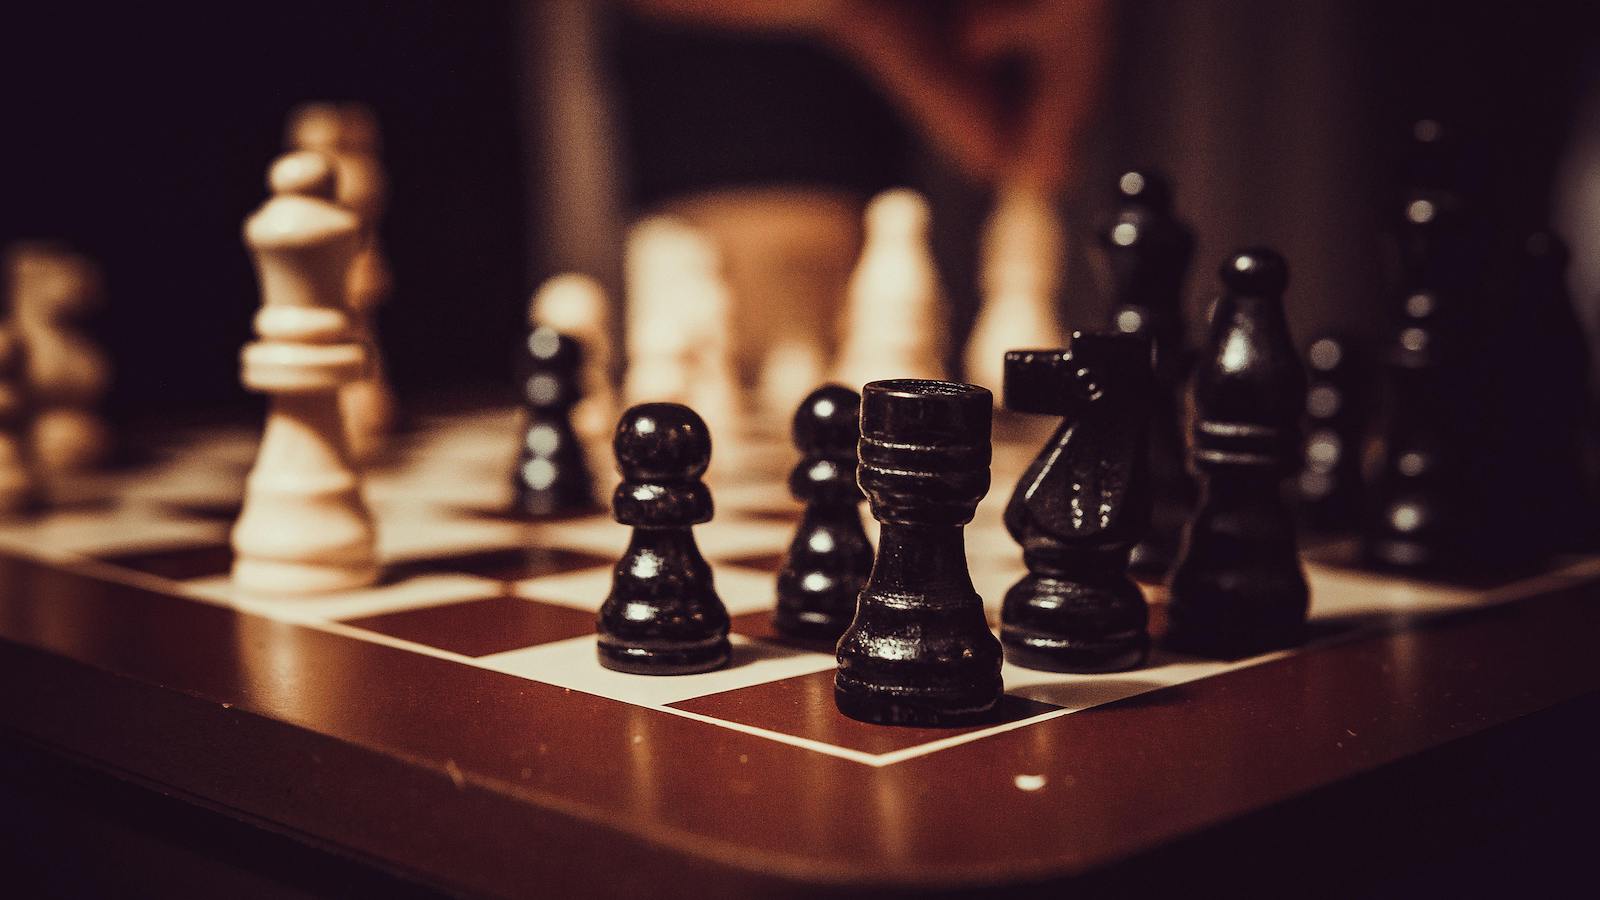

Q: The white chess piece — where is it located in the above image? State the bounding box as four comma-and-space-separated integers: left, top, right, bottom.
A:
231, 151, 379, 594
623, 217, 742, 438
757, 338, 827, 424
833, 189, 948, 390
288, 103, 395, 462
0, 325, 39, 514
964, 184, 1066, 392
6, 244, 112, 472
531, 273, 616, 442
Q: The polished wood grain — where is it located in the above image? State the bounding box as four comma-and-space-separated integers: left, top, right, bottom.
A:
1, 548, 1598, 896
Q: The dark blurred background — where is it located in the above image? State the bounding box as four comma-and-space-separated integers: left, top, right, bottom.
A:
2, 0, 1595, 420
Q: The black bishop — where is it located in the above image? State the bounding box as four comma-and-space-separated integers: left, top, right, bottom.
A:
1166, 249, 1309, 659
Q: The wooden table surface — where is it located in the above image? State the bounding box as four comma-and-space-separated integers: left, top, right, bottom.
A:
1, 547, 1598, 898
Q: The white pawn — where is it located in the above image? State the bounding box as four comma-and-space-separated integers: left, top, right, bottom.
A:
232, 151, 379, 595
6, 244, 113, 472
531, 273, 616, 444
833, 189, 948, 390
287, 103, 396, 463
0, 325, 40, 515
623, 217, 741, 439
757, 337, 826, 426
964, 183, 1066, 392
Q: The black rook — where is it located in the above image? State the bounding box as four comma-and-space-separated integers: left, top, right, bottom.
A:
835, 380, 1002, 726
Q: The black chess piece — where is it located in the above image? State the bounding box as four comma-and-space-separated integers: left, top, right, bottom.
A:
1294, 335, 1370, 535
1000, 333, 1153, 673
835, 379, 1002, 726
774, 385, 873, 642
1166, 249, 1309, 659
1363, 123, 1482, 573
512, 326, 595, 518
597, 403, 730, 675
1362, 281, 1459, 571
1098, 169, 1197, 581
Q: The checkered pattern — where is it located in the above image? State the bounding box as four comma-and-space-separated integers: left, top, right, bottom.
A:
3, 406, 1595, 767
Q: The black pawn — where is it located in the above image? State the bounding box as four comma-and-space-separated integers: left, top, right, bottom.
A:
1294, 335, 1370, 534
1001, 333, 1154, 672
774, 385, 873, 642
597, 403, 730, 675
1166, 250, 1309, 659
512, 326, 595, 518
835, 379, 1001, 726
1362, 130, 1478, 573
1098, 170, 1197, 580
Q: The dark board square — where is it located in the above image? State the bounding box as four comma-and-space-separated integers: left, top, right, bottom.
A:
390, 546, 612, 582
670, 669, 1062, 755
342, 595, 595, 657
99, 543, 233, 581
729, 610, 838, 654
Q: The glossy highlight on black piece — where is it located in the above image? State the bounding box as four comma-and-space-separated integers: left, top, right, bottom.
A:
1000, 333, 1154, 672
597, 403, 729, 675
835, 379, 1002, 726
774, 385, 873, 642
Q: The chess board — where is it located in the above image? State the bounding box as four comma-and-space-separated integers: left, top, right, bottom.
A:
2, 405, 1598, 896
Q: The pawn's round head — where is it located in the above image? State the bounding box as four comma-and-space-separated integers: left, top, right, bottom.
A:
614, 403, 711, 482
1221, 248, 1288, 297
1115, 170, 1173, 211
287, 103, 343, 153
793, 384, 861, 458
269, 151, 337, 201
865, 188, 930, 237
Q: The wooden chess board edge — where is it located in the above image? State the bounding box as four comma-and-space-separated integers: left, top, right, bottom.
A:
4, 545, 1600, 893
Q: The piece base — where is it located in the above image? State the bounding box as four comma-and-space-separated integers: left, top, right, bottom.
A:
1001, 628, 1150, 674
597, 637, 731, 676
833, 676, 1000, 728
771, 608, 850, 644
231, 557, 380, 596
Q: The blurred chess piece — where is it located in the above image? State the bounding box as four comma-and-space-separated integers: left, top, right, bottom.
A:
531, 273, 617, 445
0, 324, 40, 514
758, 338, 827, 422
287, 102, 395, 462
834, 189, 948, 389
5, 243, 112, 472
1294, 335, 1369, 535
661, 189, 861, 423
231, 151, 378, 594
623, 216, 740, 441
965, 184, 1066, 393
